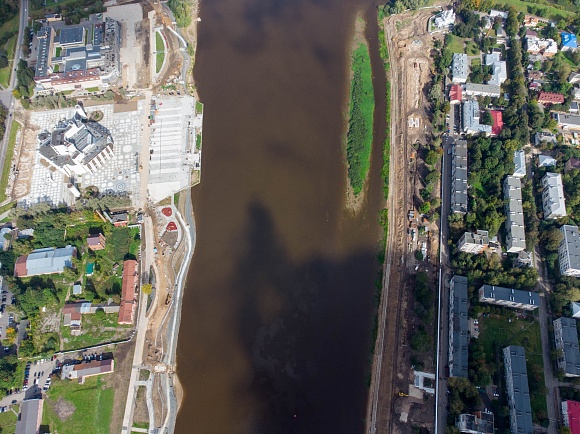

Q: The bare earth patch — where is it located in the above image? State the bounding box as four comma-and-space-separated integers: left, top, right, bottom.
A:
52, 397, 76, 421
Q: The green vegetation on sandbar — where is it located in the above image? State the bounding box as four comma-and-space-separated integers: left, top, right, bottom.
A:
156, 32, 165, 74
346, 42, 375, 195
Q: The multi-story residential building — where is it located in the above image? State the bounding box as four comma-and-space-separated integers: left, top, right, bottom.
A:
457, 230, 489, 254
456, 410, 494, 434
559, 225, 580, 277
541, 172, 567, 220
463, 100, 492, 135
503, 345, 534, 434
449, 275, 469, 378
478, 285, 539, 310
554, 317, 580, 377
525, 36, 558, 56
451, 140, 468, 214
513, 150, 526, 178
452, 53, 468, 83
504, 176, 526, 252
538, 91, 565, 105
553, 112, 580, 130
484, 52, 507, 86
464, 83, 501, 97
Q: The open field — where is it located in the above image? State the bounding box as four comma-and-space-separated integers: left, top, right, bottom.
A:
62, 313, 132, 351
42, 376, 114, 434
446, 35, 465, 54
497, 0, 574, 19
0, 121, 21, 202
0, 15, 19, 37
478, 316, 547, 420
0, 406, 17, 433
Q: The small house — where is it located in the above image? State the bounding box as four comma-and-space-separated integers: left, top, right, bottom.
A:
87, 233, 106, 251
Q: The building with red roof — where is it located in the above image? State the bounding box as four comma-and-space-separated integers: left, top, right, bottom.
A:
118, 260, 138, 325
562, 400, 580, 434
491, 110, 504, 135
449, 84, 462, 104
161, 207, 173, 217
538, 92, 565, 105
166, 222, 178, 232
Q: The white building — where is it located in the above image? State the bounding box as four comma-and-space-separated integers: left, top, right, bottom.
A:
457, 230, 489, 254
513, 150, 526, 177
452, 53, 469, 83
541, 173, 567, 220
538, 155, 557, 167
435, 9, 455, 29
463, 100, 492, 135
504, 176, 526, 252
559, 225, 580, 277
37, 105, 114, 178
485, 53, 507, 86
490, 9, 508, 19
464, 83, 501, 98
526, 37, 558, 56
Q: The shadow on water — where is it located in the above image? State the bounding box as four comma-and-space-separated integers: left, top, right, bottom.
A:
177, 203, 378, 434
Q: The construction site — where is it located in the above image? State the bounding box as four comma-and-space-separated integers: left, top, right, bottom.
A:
368, 7, 443, 434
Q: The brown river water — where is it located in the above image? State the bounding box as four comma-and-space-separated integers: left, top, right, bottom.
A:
175, 0, 387, 432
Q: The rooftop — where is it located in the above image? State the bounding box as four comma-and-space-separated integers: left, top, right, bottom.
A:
450, 275, 469, 378
58, 26, 85, 45
561, 225, 580, 273
491, 110, 504, 136
480, 284, 539, 307
503, 345, 534, 434
554, 317, 580, 376
15, 399, 43, 434
513, 150, 526, 177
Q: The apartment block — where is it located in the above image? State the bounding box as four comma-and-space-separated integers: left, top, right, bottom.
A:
559, 225, 580, 277
541, 172, 567, 220
478, 285, 539, 310
451, 140, 468, 214
503, 346, 534, 434
504, 176, 526, 252
449, 275, 469, 378
554, 317, 580, 377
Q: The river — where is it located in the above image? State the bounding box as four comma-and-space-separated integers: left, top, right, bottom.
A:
175, 0, 387, 432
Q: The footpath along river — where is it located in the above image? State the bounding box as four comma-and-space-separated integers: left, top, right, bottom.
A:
175, 0, 387, 432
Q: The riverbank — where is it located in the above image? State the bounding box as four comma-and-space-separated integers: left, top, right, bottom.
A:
345, 13, 375, 211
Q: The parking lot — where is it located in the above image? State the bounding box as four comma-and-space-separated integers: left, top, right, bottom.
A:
0, 358, 55, 409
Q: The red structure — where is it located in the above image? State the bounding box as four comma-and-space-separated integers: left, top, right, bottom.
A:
538, 91, 565, 105
449, 84, 462, 103
118, 260, 138, 325
491, 110, 504, 136
563, 400, 580, 434
161, 207, 173, 217
166, 222, 178, 232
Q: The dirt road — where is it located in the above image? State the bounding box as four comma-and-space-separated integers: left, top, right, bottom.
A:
367, 9, 438, 434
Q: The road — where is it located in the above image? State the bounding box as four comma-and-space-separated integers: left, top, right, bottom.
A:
158, 191, 195, 434
0, 0, 28, 204
120, 216, 155, 434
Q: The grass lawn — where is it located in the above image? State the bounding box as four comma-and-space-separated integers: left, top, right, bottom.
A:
497, 0, 574, 20
55, 47, 61, 57
0, 121, 21, 202
446, 34, 465, 54
156, 31, 165, 74
466, 41, 480, 56
346, 42, 374, 195
0, 15, 19, 37
195, 101, 203, 114
0, 67, 10, 88
43, 376, 114, 434
62, 313, 132, 351
5, 35, 17, 61
196, 133, 201, 150
478, 316, 547, 420
85, 86, 100, 92
0, 406, 17, 434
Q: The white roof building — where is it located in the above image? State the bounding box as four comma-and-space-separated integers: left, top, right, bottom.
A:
526, 37, 558, 56
485, 53, 507, 86
464, 83, 501, 97
513, 151, 526, 177
452, 53, 468, 83
504, 176, 526, 252
490, 9, 508, 19
559, 225, 580, 277
463, 100, 492, 135
435, 9, 455, 29
571, 301, 580, 318
541, 172, 567, 219
538, 155, 557, 167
